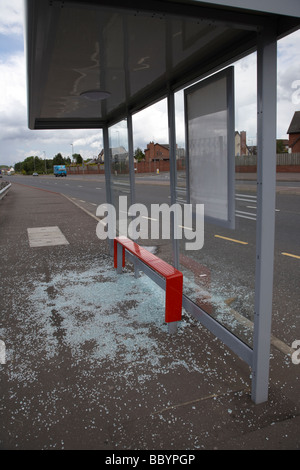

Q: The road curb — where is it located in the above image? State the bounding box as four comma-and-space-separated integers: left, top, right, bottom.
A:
60, 192, 101, 222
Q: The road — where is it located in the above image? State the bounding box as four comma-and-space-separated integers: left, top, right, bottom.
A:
7, 173, 300, 349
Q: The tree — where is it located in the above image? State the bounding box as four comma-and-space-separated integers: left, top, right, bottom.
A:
135, 147, 145, 162
14, 161, 22, 173
14, 152, 71, 175
276, 139, 287, 154
21, 156, 38, 174
73, 153, 83, 164
53, 153, 65, 165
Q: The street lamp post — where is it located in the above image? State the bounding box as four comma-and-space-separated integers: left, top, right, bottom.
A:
43, 151, 47, 174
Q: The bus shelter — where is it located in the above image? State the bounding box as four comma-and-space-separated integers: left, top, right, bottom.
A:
24, 0, 300, 403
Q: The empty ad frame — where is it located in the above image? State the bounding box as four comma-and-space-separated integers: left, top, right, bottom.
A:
185, 67, 235, 229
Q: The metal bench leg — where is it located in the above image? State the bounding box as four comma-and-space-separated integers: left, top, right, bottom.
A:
134, 258, 140, 278
168, 321, 178, 334
117, 243, 123, 274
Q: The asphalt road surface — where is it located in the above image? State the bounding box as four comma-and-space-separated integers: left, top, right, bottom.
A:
7, 173, 300, 350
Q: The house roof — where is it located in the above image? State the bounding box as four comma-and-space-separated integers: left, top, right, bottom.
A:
287, 111, 300, 134
145, 142, 170, 151
155, 143, 170, 150
25, 0, 300, 130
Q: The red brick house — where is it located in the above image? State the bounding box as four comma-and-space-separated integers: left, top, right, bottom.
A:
287, 111, 300, 153
144, 142, 170, 162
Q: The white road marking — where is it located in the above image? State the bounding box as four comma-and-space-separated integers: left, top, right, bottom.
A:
142, 216, 158, 221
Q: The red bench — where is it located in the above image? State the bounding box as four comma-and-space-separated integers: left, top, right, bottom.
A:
114, 237, 183, 329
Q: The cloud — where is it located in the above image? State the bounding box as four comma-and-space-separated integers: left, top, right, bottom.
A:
233, 53, 257, 142
277, 30, 300, 135
73, 132, 103, 149
0, 1, 299, 167
0, 0, 24, 36
0, 53, 26, 120
133, 100, 169, 149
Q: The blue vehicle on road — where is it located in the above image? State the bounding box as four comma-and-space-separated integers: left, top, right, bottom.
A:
54, 165, 67, 177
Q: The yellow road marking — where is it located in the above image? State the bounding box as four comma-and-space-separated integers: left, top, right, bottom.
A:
214, 235, 248, 245
281, 252, 300, 260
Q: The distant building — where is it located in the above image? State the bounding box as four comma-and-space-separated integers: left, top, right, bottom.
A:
144, 142, 185, 162
235, 131, 241, 155
235, 131, 250, 156
144, 142, 170, 162
287, 111, 300, 153
98, 146, 128, 162
110, 146, 128, 162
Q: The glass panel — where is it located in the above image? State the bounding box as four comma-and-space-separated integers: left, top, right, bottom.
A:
132, 99, 174, 264
176, 64, 257, 349
109, 120, 130, 236
273, 189, 300, 350
185, 71, 234, 228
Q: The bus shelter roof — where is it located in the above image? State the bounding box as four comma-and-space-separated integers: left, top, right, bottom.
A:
25, 0, 300, 130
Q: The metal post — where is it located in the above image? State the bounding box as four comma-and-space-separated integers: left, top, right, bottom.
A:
127, 112, 136, 207
134, 257, 140, 279
168, 90, 179, 269
252, 23, 277, 404
167, 90, 180, 335
168, 321, 178, 335
103, 125, 114, 255
117, 243, 123, 274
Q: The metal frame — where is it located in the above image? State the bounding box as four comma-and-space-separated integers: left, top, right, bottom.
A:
168, 90, 180, 269
25, 1, 293, 403
127, 113, 136, 207
168, 75, 254, 375
102, 24, 279, 402
252, 23, 277, 404
184, 66, 235, 229
117, 242, 254, 360
182, 295, 253, 366
103, 124, 114, 255
117, 248, 179, 334
109, 79, 254, 376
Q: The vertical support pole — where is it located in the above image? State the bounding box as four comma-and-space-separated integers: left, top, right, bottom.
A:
168, 90, 179, 270
127, 112, 136, 207
134, 259, 140, 278
117, 243, 123, 274
168, 90, 180, 334
252, 24, 277, 404
103, 124, 114, 255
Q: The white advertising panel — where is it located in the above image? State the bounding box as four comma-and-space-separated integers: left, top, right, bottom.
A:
185, 67, 235, 229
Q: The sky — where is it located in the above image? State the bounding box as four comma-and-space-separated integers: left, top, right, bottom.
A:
0, 0, 299, 168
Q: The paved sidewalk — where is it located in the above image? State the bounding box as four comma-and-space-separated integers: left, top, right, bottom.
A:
235, 172, 300, 182
0, 183, 299, 450
235, 172, 300, 195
